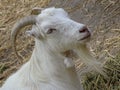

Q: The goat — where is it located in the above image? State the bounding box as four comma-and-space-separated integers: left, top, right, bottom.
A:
1, 7, 103, 90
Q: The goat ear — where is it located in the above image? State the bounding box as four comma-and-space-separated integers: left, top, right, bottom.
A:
31, 7, 44, 15
26, 30, 36, 37
26, 29, 44, 39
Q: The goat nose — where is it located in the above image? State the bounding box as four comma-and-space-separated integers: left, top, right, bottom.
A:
79, 27, 89, 33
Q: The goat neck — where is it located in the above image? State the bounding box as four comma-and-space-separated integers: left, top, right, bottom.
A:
28, 39, 81, 89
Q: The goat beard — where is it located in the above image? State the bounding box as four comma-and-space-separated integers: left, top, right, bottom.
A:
74, 44, 105, 75
63, 44, 105, 75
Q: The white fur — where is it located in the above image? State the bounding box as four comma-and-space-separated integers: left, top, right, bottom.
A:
1, 7, 92, 90
64, 58, 74, 68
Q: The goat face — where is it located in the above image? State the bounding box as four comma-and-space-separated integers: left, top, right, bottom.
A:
33, 7, 91, 52
12, 7, 91, 53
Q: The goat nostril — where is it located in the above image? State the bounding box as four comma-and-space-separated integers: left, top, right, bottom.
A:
79, 27, 88, 33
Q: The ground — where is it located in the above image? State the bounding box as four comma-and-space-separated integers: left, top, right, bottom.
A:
0, 0, 120, 90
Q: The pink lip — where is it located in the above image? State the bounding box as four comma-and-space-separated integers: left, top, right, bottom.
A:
80, 33, 91, 40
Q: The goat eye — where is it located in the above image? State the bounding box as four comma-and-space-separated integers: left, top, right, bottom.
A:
46, 28, 56, 34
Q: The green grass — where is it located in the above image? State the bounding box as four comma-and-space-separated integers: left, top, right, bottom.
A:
0, 64, 9, 74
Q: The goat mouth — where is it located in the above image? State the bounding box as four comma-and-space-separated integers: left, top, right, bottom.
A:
79, 33, 91, 41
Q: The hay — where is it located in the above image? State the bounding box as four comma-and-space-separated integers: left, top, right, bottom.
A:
82, 53, 120, 90
0, 0, 120, 89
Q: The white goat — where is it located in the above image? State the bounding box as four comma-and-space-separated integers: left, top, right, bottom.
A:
1, 7, 103, 90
